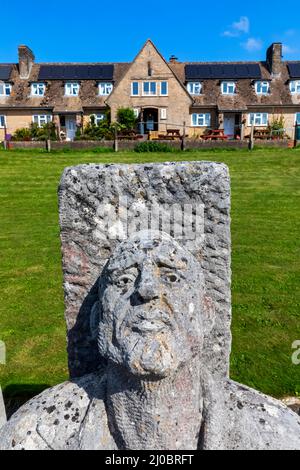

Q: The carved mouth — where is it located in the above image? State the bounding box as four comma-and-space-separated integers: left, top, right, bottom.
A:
131, 320, 166, 334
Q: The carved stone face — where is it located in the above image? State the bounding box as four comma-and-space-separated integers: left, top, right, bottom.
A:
98, 232, 208, 379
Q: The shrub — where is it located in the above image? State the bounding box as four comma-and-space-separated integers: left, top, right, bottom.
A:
12, 122, 57, 141
117, 108, 137, 130
134, 141, 173, 153
76, 113, 115, 141
268, 116, 286, 139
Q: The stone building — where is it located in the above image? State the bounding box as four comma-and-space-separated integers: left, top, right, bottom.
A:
0, 40, 300, 141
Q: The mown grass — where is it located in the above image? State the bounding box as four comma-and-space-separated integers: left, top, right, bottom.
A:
0, 147, 299, 398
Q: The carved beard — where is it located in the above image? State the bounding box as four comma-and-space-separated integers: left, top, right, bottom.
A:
99, 298, 201, 380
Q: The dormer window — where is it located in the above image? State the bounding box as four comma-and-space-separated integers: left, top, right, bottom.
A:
65, 82, 80, 96
187, 82, 202, 95
0, 83, 11, 96
99, 82, 113, 96
290, 80, 300, 94
255, 81, 270, 95
221, 82, 236, 95
31, 83, 45, 96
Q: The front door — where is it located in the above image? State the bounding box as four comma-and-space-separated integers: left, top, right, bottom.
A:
66, 116, 77, 141
223, 115, 235, 138
143, 108, 158, 132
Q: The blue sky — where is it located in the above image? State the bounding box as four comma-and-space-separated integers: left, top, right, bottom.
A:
1, 0, 300, 63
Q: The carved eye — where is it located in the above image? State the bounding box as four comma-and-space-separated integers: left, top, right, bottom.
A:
163, 272, 180, 283
117, 274, 136, 288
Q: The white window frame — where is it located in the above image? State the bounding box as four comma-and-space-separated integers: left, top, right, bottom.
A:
296, 113, 300, 125
31, 83, 46, 97
142, 81, 157, 96
160, 108, 167, 120
255, 81, 270, 95
98, 82, 113, 96
65, 82, 80, 96
0, 82, 11, 96
290, 81, 300, 95
191, 113, 211, 127
92, 114, 105, 125
160, 81, 168, 96
0, 115, 6, 128
131, 82, 139, 96
187, 82, 202, 95
248, 113, 269, 127
32, 115, 52, 127
221, 81, 236, 95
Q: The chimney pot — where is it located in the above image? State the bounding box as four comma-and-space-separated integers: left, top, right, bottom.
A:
169, 55, 179, 64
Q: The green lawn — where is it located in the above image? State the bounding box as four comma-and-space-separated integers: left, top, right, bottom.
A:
0, 147, 299, 399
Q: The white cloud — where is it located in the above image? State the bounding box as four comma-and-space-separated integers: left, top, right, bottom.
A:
233, 17, 250, 34
282, 44, 298, 55
223, 16, 250, 37
242, 38, 263, 52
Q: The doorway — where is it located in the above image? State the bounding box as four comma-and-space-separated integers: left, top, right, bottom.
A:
223, 114, 235, 138
143, 108, 158, 132
65, 116, 77, 141
223, 113, 241, 139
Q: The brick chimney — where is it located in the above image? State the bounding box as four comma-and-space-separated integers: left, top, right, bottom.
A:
18, 45, 35, 79
266, 43, 282, 77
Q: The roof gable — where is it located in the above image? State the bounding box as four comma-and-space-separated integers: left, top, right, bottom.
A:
106, 39, 192, 105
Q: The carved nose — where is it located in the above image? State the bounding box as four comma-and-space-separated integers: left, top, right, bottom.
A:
137, 267, 159, 302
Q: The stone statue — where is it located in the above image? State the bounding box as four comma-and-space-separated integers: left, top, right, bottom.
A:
1, 231, 300, 450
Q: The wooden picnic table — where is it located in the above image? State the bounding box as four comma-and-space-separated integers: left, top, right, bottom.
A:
253, 128, 270, 140
158, 129, 182, 140
202, 129, 228, 141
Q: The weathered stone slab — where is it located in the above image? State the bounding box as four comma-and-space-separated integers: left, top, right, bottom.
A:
59, 161, 231, 379
0, 387, 6, 429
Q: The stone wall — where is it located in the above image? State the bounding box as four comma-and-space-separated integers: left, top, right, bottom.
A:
5, 139, 293, 151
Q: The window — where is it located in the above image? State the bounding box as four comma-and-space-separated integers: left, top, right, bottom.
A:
248, 113, 268, 126
0, 83, 11, 96
99, 82, 113, 96
0, 115, 6, 128
32, 115, 52, 127
191, 113, 211, 127
296, 113, 300, 125
143, 82, 157, 96
65, 82, 80, 96
31, 83, 45, 96
92, 114, 105, 125
290, 81, 300, 94
255, 81, 270, 95
131, 82, 139, 96
187, 82, 202, 95
221, 82, 236, 95
160, 82, 168, 96
160, 108, 167, 120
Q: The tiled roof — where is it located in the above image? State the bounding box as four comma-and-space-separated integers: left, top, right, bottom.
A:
0, 57, 300, 111
169, 62, 300, 108
0, 62, 131, 110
